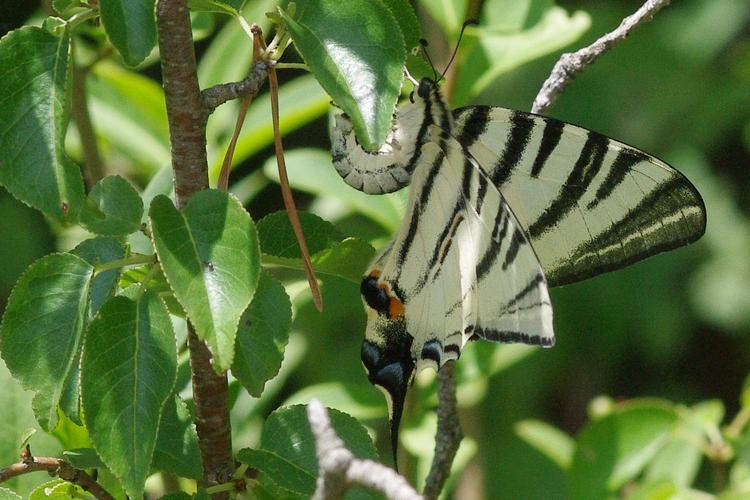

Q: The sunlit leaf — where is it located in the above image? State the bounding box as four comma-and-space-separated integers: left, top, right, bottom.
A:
0, 27, 84, 223
149, 190, 260, 372
0, 253, 93, 430
81, 292, 176, 499
280, 0, 405, 150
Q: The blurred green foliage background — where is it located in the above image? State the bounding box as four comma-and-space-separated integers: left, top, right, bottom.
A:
1, 0, 749, 498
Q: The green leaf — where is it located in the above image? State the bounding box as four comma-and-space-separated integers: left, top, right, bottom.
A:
62, 448, 105, 469
88, 62, 170, 176
188, 0, 245, 15
421, 0, 467, 36
263, 148, 403, 231
0, 253, 93, 431
72, 237, 126, 318
0, 27, 85, 223
149, 190, 260, 372
238, 405, 378, 496
28, 479, 89, 500
0, 488, 22, 500
515, 419, 574, 470
153, 395, 203, 479
280, 0, 406, 150
232, 272, 291, 397
81, 292, 177, 499
647, 401, 723, 487
79, 175, 144, 236
263, 238, 374, 284
453, 5, 591, 104
257, 211, 344, 258
99, 0, 157, 66
569, 402, 678, 499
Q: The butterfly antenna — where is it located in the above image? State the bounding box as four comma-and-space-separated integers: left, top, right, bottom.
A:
418, 38, 440, 82
437, 18, 479, 83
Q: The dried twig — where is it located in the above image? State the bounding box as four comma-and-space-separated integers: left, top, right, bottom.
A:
423, 361, 462, 499
308, 400, 422, 500
531, 0, 672, 114
0, 452, 114, 500
264, 39, 324, 312
217, 26, 264, 191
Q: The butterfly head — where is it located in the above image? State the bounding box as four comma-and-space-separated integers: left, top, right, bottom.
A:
360, 271, 415, 468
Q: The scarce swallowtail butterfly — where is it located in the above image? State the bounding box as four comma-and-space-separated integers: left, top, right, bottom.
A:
330, 77, 706, 464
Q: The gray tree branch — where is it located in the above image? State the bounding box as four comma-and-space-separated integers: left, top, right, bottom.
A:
531, 0, 672, 114
201, 59, 270, 114
307, 400, 422, 500
423, 361, 462, 499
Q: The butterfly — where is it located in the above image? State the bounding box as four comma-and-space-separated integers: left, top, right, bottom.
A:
330, 77, 706, 464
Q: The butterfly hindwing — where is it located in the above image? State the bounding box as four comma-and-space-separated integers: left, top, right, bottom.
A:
373, 130, 554, 374
452, 107, 707, 286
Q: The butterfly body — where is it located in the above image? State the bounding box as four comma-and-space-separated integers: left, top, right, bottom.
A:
331, 78, 706, 463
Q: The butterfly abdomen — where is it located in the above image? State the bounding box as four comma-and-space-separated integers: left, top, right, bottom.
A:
330, 79, 453, 194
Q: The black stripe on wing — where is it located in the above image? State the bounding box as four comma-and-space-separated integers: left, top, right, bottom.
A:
530, 118, 565, 178
473, 326, 555, 347
586, 148, 649, 210
491, 111, 535, 187
527, 131, 610, 240
549, 176, 707, 285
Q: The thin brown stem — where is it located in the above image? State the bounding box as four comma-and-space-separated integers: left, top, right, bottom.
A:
266, 48, 323, 311
0, 454, 114, 500
423, 361, 462, 499
155, 0, 233, 495
217, 26, 263, 191
71, 41, 105, 189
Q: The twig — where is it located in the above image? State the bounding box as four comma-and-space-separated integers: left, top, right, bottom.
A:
0, 453, 114, 500
201, 60, 269, 115
531, 0, 672, 114
155, 1, 234, 495
308, 400, 422, 500
423, 361, 462, 499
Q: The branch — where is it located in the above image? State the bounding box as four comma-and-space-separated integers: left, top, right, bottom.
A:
531, 0, 672, 114
155, 0, 234, 495
422, 361, 462, 499
71, 43, 105, 189
201, 60, 269, 115
0, 454, 114, 500
307, 400, 422, 500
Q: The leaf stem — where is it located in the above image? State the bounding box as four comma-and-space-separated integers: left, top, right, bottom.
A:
66, 9, 98, 29
274, 62, 309, 71
94, 254, 156, 274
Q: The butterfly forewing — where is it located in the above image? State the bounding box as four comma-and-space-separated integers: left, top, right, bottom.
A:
452, 107, 706, 286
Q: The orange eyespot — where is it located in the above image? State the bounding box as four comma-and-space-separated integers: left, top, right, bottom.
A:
361, 269, 404, 319
388, 296, 405, 318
